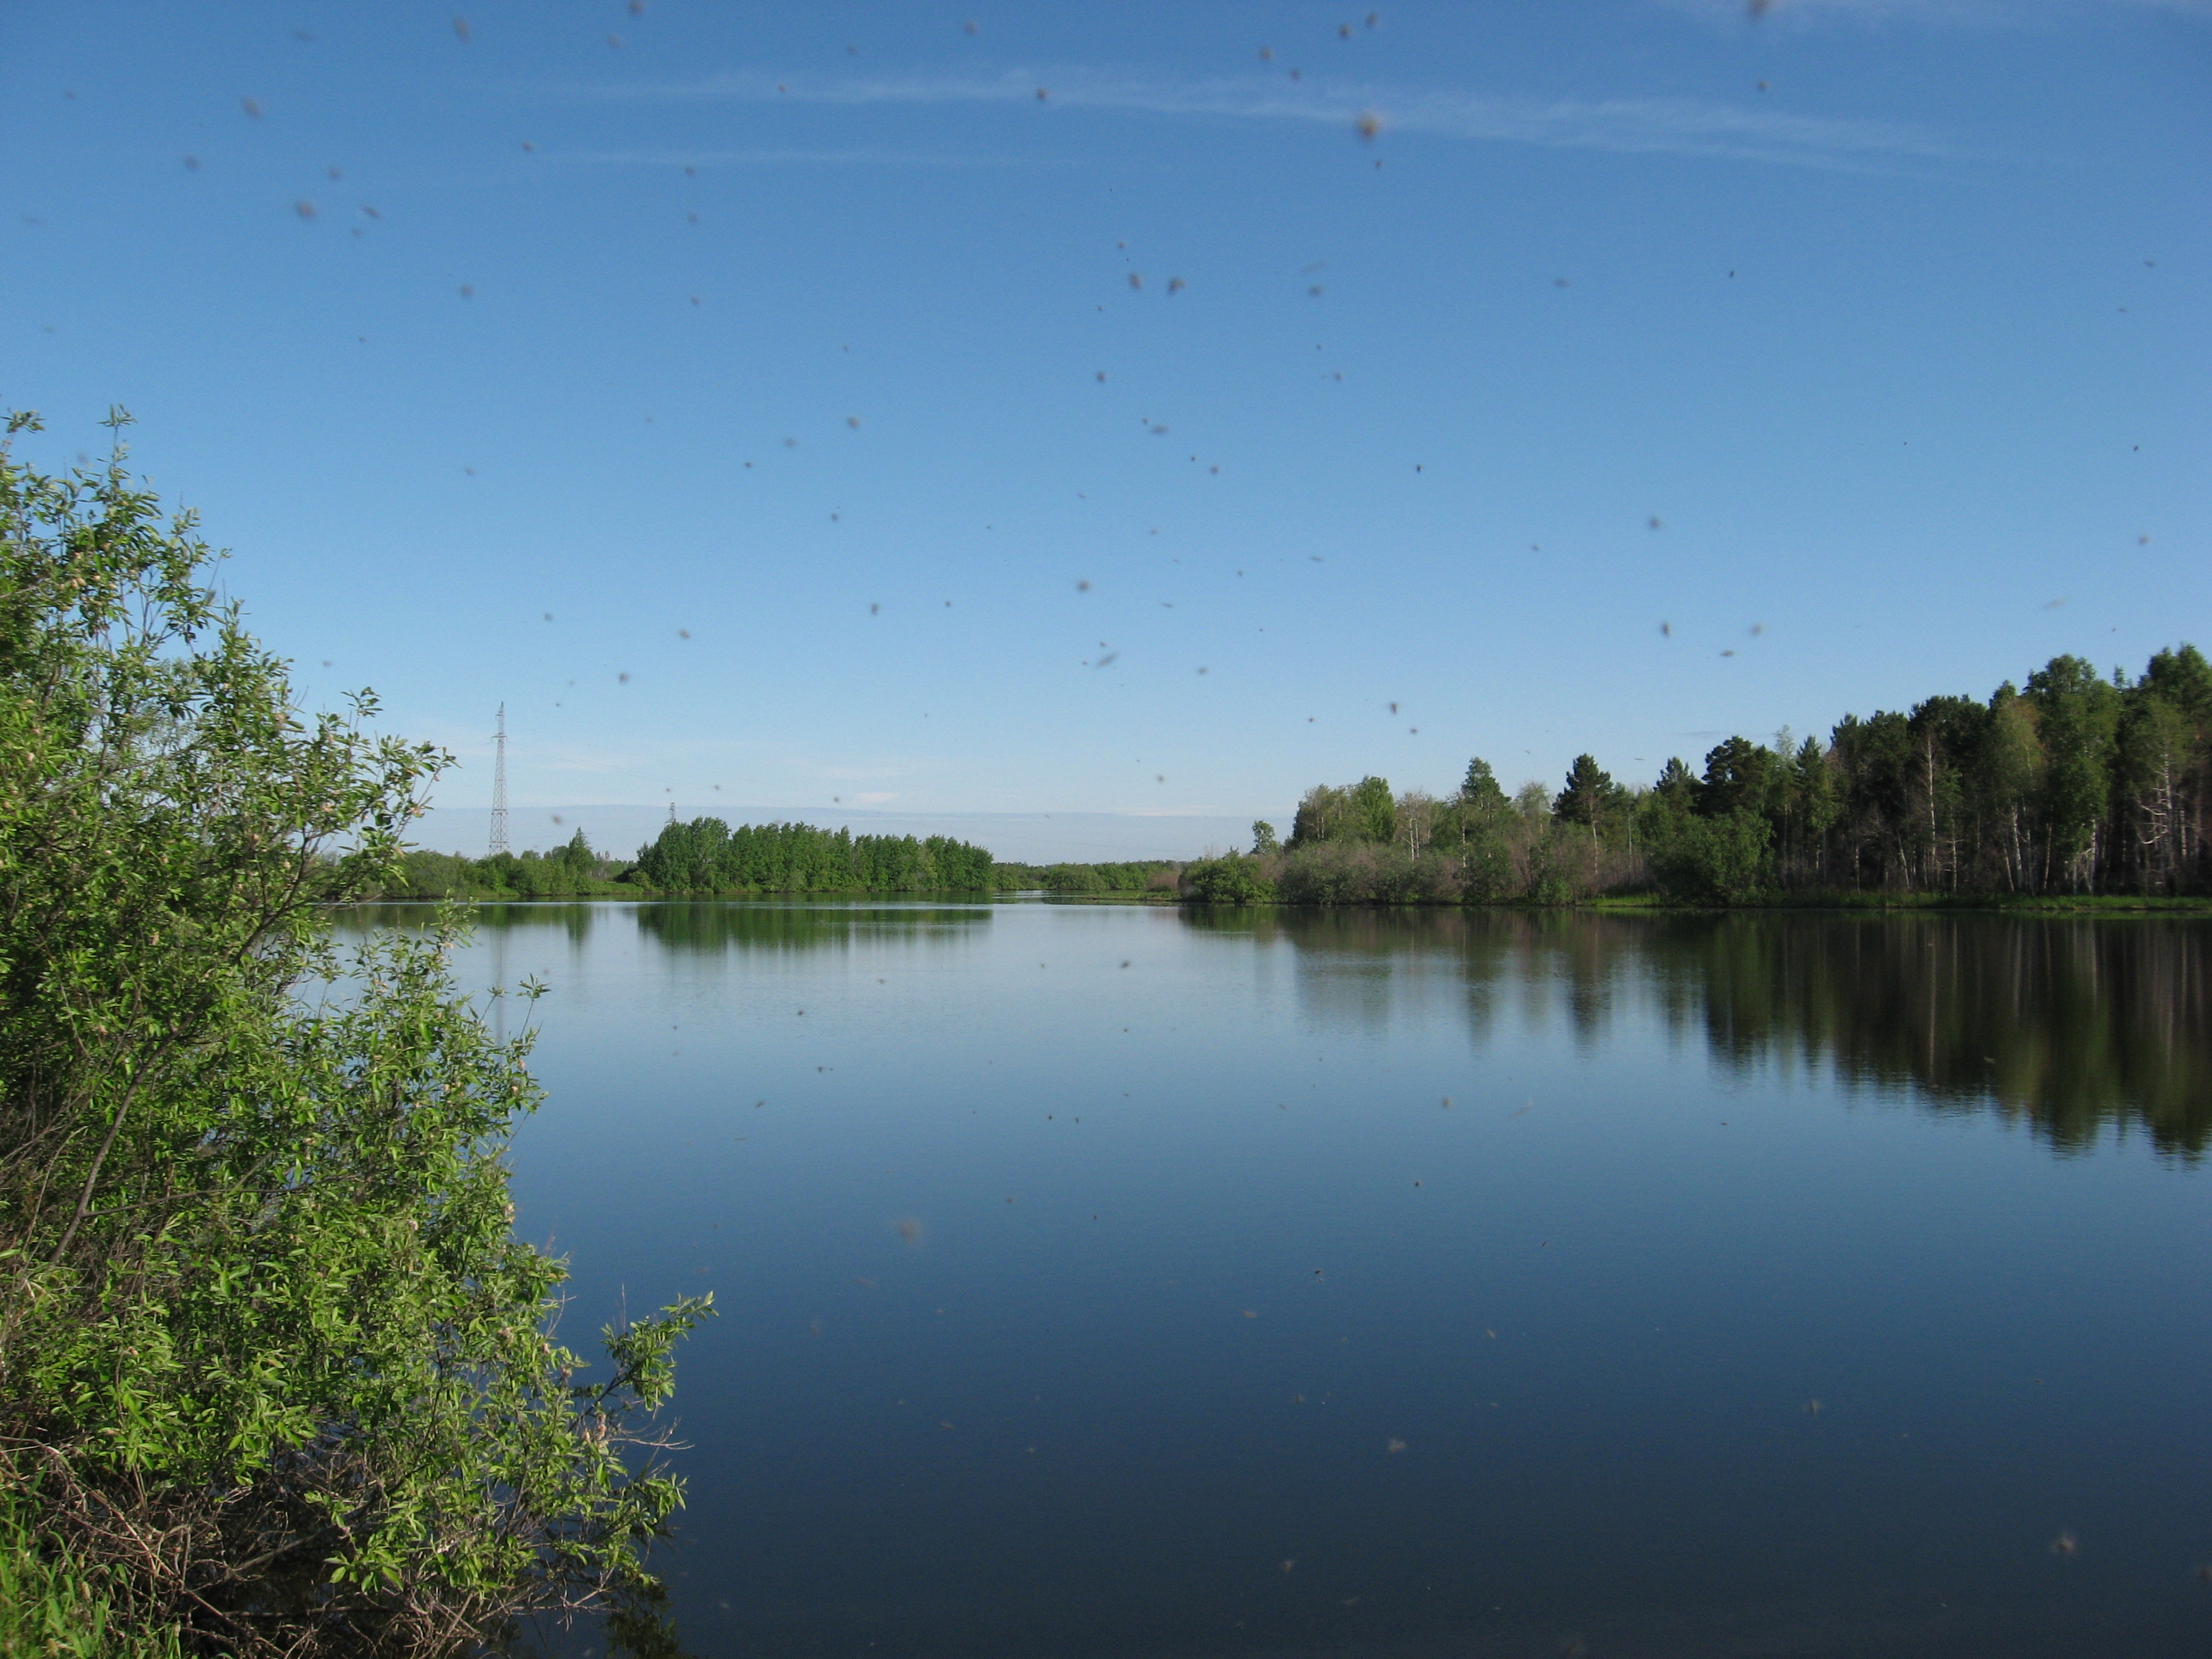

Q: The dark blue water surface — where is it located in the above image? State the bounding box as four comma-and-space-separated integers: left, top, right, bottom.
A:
347, 903, 2212, 1658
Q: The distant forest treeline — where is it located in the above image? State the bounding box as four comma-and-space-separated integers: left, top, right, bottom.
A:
1182, 644, 2212, 905
379, 840, 1183, 902
388, 831, 635, 899
378, 822, 997, 898
636, 818, 994, 893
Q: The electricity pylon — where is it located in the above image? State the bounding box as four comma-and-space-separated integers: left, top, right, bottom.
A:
489, 703, 508, 856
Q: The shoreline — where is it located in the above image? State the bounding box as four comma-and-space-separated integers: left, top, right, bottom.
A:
346, 891, 2212, 916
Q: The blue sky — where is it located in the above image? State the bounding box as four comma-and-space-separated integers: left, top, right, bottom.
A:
4, 0, 2206, 858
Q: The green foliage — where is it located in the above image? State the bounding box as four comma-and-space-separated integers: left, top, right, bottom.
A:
1268, 757, 1586, 905
1694, 737, 1776, 819
1460, 757, 1508, 812
1181, 853, 1277, 904
1274, 842, 1389, 903
1787, 735, 1842, 867
1250, 819, 1279, 855
1288, 776, 1395, 847
0, 413, 702, 1655
1350, 775, 1396, 843
388, 831, 637, 900
1274, 843, 1461, 905
1272, 642, 2212, 905
1530, 871, 1578, 906
1552, 754, 1619, 830
1653, 809, 1773, 904
2118, 647, 2211, 894
1447, 759, 1519, 899
1652, 757, 1696, 810
636, 817, 992, 894
1288, 783, 1350, 845
989, 860, 1175, 894
2026, 655, 2121, 882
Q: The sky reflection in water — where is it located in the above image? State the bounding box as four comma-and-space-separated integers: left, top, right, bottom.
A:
343, 903, 2212, 1658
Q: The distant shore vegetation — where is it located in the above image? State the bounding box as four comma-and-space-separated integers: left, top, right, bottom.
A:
382, 820, 997, 898
385, 845, 1186, 902
635, 817, 994, 894
388, 830, 636, 899
990, 860, 1181, 894
1180, 645, 2212, 907
379, 644, 2210, 913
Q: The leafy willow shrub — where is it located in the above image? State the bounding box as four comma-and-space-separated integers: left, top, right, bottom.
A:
1274, 843, 1378, 904
1180, 853, 1277, 904
1374, 849, 1463, 904
1522, 833, 1610, 904
0, 413, 704, 1655
1272, 845, 1467, 905
1456, 835, 1521, 902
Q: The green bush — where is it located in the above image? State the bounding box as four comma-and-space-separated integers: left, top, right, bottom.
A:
1655, 809, 1774, 904
1274, 844, 1467, 905
1532, 872, 1577, 906
1182, 854, 1277, 904
1274, 843, 1380, 904
1041, 861, 1110, 894
0, 413, 703, 1655
387, 834, 638, 900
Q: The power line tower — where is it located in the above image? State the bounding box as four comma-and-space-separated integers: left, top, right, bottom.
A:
489, 703, 509, 856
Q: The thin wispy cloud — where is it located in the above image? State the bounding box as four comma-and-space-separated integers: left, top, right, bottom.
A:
1661, 0, 2211, 27
1663, 0, 2028, 24
557, 145, 1055, 170
577, 68, 1971, 171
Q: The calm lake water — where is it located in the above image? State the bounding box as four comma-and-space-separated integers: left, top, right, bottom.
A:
343, 902, 2212, 1659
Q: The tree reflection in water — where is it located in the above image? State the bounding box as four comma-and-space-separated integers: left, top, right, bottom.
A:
1182, 908, 2212, 1159
354, 902, 2206, 1156
351, 899, 993, 957
634, 899, 993, 956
